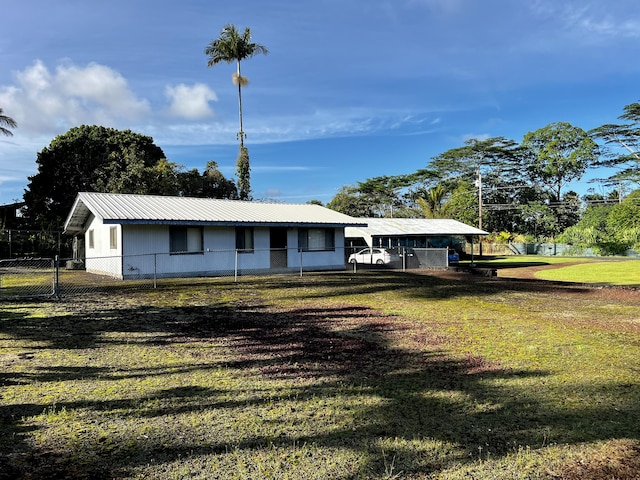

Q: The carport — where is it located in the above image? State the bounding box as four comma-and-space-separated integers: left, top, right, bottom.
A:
344, 217, 488, 267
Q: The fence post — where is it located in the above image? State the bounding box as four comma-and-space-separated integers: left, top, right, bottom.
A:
53, 256, 60, 298
299, 249, 303, 277
234, 249, 239, 282
153, 253, 157, 289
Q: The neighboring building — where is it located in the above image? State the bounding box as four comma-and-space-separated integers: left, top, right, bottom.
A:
0, 202, 25, 230
63, 192, 366, 279
345, 217, 488, 249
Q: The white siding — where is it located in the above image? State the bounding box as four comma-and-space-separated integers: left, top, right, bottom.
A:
84, 216, 122, 277
84, 222, 347, 279
287, 228, 345, 270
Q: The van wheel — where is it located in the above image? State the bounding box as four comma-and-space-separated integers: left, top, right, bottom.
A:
376, 259, 384, 265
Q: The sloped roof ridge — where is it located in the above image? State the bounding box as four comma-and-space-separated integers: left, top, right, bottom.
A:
78, 191, 321, 208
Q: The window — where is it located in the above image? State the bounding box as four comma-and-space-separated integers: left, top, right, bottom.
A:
109, 226, 117, 249
88, 230, 94, 249
170, 226, 203, 254
236, 227, 254, 252
298, 228, 335, 251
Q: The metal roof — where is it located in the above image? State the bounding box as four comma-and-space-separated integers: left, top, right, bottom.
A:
63, 192, 367, 234
344, 217, 488, 240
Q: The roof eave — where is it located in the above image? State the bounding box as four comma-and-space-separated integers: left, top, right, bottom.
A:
108, 219, 368, 228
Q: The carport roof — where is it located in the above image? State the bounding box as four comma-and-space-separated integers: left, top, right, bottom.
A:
63, 192, 366, 235
345, 217, 488, 239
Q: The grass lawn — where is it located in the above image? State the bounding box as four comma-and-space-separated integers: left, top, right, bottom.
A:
533, 259, 640, 286
467, 255, 640, 286
1, 269, 640, 479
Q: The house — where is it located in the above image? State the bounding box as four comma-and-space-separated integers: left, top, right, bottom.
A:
63, 192, 366, 279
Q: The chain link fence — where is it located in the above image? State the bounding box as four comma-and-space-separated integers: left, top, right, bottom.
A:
1, 247, 452, 299
345, 246, 448, 271
0, 258, 57, 298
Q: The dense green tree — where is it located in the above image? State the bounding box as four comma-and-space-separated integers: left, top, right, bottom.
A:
440, 180, 478, 226
178, 161, 238, 199
582, 190, 620, 208
554, 191, 582, 234
0, 108, 17, 136
558, 204, 612, 247
520, 201, 557, 240
326, 186, 377, 217
24, 125, 173, 229
558, 189, 640, 253
205, 24, 268, 199
607, 190, 640, 231
522, 122, 599, 202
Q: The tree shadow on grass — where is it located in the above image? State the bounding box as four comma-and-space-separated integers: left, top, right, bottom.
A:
252, 270, 602, 302
1, 293, 639, 478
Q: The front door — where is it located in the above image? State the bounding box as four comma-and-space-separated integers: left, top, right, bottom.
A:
270, 228, 288, 269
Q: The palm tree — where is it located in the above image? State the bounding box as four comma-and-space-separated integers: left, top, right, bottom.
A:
417, 184, 448, 218
205, 25, 268, 199
0, 108, 17, 136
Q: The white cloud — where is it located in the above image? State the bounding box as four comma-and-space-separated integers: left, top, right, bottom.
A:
528, 1, 640, 40
165, 83, 217, 120
263, 188, 283, 197
0, 60, 151, 136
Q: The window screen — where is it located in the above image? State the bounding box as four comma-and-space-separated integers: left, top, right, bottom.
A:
298, 228, 335, 251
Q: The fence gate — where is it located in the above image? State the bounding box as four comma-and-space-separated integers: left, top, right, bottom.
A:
0, 258, 56, 299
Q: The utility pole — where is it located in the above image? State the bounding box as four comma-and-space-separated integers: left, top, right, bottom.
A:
475, 169, 483, 257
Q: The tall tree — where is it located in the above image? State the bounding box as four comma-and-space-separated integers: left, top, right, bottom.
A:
205, 24, 268, 200
0, 108, 17, 136
429, 137, 525, 231
590, 101, 640, 191
24, 125, 175, 229
522, 122, 599, 202
429, 137, 524, 184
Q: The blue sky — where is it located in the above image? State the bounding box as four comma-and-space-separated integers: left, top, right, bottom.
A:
1, 0, 640, 206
